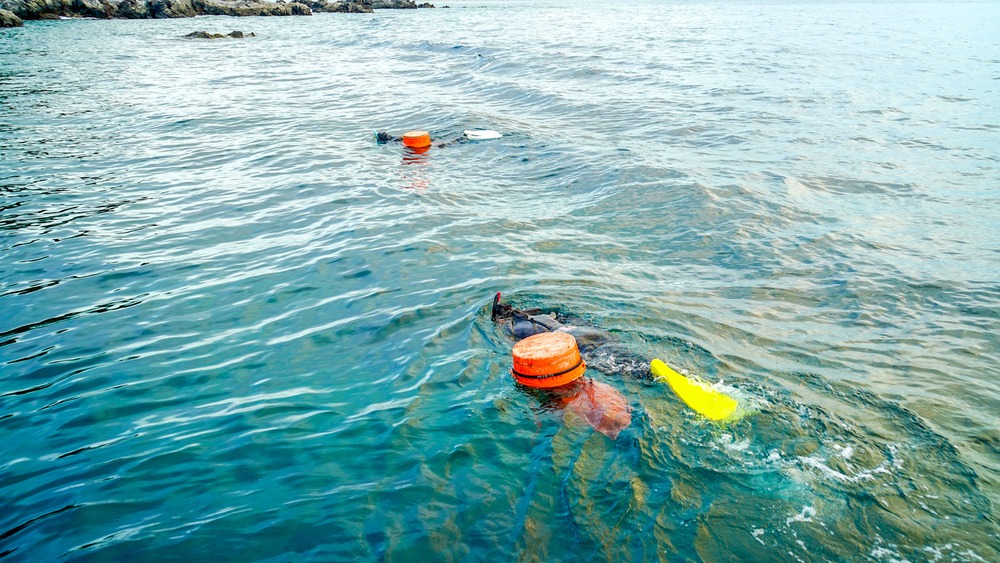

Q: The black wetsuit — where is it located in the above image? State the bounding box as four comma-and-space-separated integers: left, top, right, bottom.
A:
491, 294, 651, 380
375, 132, 466, 149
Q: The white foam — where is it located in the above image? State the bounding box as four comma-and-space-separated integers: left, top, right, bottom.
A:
797, 443, 901, 484
869, 545, 906, 562
834, 444, 855, 459
785, 505, 816, 526
715, 433, 750, 452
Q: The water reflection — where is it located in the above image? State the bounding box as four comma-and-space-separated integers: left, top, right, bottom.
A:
400, 148, 430, 190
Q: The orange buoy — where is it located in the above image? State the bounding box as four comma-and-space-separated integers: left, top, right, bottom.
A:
402, 130, 431, 149
511, 331, 586, 389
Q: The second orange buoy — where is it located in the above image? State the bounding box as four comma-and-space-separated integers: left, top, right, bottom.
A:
402, 130, 432, 148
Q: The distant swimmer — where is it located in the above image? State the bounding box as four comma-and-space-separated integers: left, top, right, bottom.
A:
375, 129, 502, 149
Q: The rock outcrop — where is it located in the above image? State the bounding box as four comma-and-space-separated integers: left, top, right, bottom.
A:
1, 7, 24, 25
369, 0, 416, 8
0, 0, 433, 19
0, 0, 314, 19
303, 0, 434, 12
196, 0, 311, 17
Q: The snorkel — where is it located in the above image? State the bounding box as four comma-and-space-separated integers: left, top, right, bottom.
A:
491, 292, 502, 322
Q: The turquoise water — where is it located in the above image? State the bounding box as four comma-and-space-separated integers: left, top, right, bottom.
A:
2, 1, 999, 560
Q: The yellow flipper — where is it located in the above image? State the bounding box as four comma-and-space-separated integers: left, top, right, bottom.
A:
651, 358, 738, 421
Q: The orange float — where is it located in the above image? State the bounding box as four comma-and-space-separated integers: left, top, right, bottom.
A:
402, 130, 432, 149
511, 331, 586, 388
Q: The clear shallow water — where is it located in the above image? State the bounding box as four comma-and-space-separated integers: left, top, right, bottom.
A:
1, 0, 998, 560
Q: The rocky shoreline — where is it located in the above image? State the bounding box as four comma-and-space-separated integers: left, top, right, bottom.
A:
0, 0, 437, 24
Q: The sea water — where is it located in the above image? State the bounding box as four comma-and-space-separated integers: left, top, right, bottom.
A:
1, 1, 998, 560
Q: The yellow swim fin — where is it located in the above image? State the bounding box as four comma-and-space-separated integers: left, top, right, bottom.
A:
651, 358, 738, 421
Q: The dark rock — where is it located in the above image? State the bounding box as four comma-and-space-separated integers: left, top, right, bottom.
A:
334, 1, 371, 13
417, 2, 432, 7
185, 30, 223, 38
115, 0, 151, 17
305, 0, 370, 13
369, 0, 416, 9
12, 0, 101, 19
303, 0, 372, 14
1, 7, 23, 25
75, 0, 117, 17
299, 0, 335, 11
191, 0, 311, 16
184, 29, 254, 38
149, 0, 198, 18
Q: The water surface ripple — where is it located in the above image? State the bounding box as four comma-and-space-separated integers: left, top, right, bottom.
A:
2, 1, 999, 560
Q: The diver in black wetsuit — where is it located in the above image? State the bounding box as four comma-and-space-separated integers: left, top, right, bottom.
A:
490, 292, 652, 380
375, 131, 467, 148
